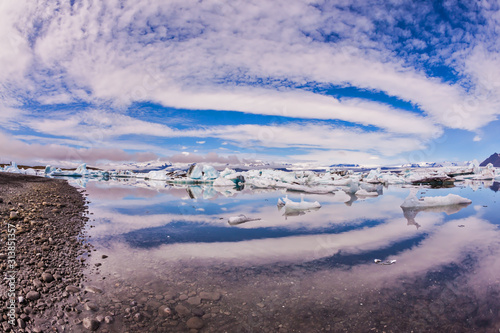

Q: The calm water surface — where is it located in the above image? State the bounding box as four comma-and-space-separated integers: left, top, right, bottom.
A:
68, 178, 500, 332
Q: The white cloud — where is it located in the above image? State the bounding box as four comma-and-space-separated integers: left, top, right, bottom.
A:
0, 0, 482, 131
0, 131, 157, 165
23, 110, 425, 159
1, 0, 500, 164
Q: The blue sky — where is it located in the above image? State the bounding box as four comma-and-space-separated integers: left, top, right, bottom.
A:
1, 0, 500, 167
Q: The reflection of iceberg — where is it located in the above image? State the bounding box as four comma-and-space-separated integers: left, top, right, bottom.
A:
331, 190, 351, 202
401, 189, 472, 208
283, 206, 320, 218
402, 204, 471, 229
187, 186, 203, 199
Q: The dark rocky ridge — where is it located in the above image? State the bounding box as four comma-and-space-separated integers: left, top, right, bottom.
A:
480, 152, 500, 167
0, 173, 91, 332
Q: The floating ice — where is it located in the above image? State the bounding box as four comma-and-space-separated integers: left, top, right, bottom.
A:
228, 215, 261, 225
401, 189, 472, 208
374, 259, 397, 265
75, 163, 90, 176
202, 165, 219, 180
355, 189, 378, 197
187, 163, 203, 179
213, 177, 235, 186
3, 162, 21, 173
280, 194, 321, 211
146, 170, 168, 180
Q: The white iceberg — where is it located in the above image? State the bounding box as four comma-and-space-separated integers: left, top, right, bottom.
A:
146, 170, 168, 180
248, 178, 276, 188
75, 163, 90, 176
3, 162, 21, 174
284, 184, 336, 194
213, 177, 235, 187
281, 195, 321, 210
355, 189, 379, 197
401, 189, 472, 208
187, 163, 203, 179
202, 165, 219, 180
228, 215, 261, 225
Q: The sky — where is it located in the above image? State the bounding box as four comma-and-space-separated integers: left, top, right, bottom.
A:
1, 0, 500, 167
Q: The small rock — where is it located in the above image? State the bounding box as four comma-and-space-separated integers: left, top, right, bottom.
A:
192, 308, 205, 317
66, 285, 80, 293
187, 297, 201, 305
82, 317, 100, 331
26, 291, 41, 301
104, 316, 114, 324
84, 286, 103, 294
42, 272, 54, 283
9, 211, 18, 220
175, 304, 191, 316
101, 255, 108, 259
159, 305, 172, 316
84, 302, 99, 312
199, 291, 221, 301
179, 294, 188, 301
17, 318, 26, 329
186, 317, 204, 329
133, 312, 143, 322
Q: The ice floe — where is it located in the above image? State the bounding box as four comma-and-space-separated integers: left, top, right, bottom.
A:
228, 215, 262, 225
280, 194, 321, 211
400, 188, 472, 208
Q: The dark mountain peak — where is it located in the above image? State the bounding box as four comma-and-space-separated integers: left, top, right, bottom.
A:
480, 153, 500, 167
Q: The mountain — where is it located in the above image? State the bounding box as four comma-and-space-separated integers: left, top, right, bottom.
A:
480, 153, 500, 167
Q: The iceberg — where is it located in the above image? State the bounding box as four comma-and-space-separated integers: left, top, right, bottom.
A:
75, 163, 90, 176
146, 170, 168, 180
213, 177, 235, 186
355, 189, 378, 197
364, 168, 381, 183
228, 215, 261, 225
3, 162, 21, 174
187, 163, 203, 179
248, 178, 276, 188
284, 184, 337, 194
202, 165, 219, 180
45, 165, 58, 175
400, 189, 472, 208
280, 194, 321, 211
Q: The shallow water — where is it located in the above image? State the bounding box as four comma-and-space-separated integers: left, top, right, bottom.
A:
68, 178, 500, 332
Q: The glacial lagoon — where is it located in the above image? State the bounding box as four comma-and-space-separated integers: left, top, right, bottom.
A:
68, 178, 500, 332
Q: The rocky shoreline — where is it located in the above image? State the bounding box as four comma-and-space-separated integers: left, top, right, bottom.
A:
0, 173, 93, 332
